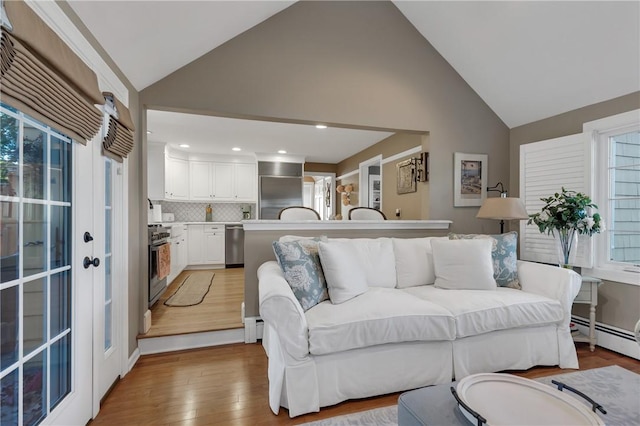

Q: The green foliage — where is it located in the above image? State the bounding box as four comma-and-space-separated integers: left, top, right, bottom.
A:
527, 187, 602, 237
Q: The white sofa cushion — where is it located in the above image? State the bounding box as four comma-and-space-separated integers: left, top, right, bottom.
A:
392, 237, 448, 288
431, 239, 496, 290
305, 287, 455, 355
328, 238, 397, 288
403, 286, 564, 338
318, 241, 368, 304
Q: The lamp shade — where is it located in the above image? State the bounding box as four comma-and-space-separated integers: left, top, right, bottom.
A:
476, 197, 528, 220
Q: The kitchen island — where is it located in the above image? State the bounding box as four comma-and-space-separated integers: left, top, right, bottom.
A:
242, 219, 452, 342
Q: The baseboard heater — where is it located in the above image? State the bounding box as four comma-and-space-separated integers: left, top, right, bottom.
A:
571, 315, 639, 360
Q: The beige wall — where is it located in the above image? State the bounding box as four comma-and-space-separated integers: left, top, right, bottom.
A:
140, 0, 509, 234
509, 92, 640, 332
305, 162, 337, 174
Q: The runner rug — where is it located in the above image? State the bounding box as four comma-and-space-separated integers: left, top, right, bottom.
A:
164, 271, 214, 307
298, 365, 640, 426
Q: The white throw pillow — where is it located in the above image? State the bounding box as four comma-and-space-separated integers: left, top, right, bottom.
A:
393, 237, 446, 288
327, 238, 396, 288
431, 239, 496, 290
318, 241, 368, 304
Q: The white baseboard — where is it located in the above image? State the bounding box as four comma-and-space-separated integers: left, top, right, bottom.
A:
126, 348, 140, 374
138, 328, 244, 355
572, 315, 640, 360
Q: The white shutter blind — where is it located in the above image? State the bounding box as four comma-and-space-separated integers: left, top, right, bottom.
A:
519, 133, 593, 267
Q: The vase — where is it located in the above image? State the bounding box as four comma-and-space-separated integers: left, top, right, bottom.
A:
556, 228, 578, 269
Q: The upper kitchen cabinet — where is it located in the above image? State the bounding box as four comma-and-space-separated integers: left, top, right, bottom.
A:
189, 161, 256, 202
147, 144, 189, 200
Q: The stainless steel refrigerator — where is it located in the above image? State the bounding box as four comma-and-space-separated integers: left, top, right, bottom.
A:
259, 176, 303, 219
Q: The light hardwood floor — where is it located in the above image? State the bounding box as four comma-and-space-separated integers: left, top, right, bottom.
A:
143, 268, 244, 338
92, 343, 640, 425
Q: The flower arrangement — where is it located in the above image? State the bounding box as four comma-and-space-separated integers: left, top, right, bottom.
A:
528, 187, 602, 267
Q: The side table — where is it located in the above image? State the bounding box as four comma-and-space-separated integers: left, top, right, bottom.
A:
572, 276, 602, 352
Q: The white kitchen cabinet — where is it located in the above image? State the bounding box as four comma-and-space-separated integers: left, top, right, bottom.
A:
234, 163, 257, 201
189, 161, 212, 200
178, 227, 188, 272
167, 225, 189, 284
147, 144, 166, 200
165, 156, 189, 200
187, 224, 225, 265
188, 161, 256, 202
213, 163, 234, 199
147, 144, 189, 201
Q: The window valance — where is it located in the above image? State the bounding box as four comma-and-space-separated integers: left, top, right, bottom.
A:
102, 92, 135, 162
0, 0, 102, 144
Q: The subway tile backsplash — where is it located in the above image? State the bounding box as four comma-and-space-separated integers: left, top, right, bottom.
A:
159, 201, 255, 222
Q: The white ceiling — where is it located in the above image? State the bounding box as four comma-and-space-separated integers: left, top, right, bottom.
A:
147, 110, 393, 163
68, 1, 640, 162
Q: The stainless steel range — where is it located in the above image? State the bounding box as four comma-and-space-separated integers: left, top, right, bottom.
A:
148, 225, 171, 307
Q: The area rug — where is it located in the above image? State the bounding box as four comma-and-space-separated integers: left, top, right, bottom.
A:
298, 366, 640, 426
163, 272, 214, 307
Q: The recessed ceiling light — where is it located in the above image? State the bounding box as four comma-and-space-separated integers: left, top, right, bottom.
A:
315, 124, 327, 129
232, 147, 242, 152
278, 150, 287, 154
179, 144, 190, 148
146, 130, 152, 134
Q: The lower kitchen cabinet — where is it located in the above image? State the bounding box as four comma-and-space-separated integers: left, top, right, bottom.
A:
188, 224, 225, 266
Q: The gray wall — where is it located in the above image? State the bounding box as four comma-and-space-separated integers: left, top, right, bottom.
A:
140, 0, 510, 234
509, 92, 640, 332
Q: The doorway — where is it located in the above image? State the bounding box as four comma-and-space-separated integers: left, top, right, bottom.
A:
359, 155, 383, 210
303, 173, 335, 220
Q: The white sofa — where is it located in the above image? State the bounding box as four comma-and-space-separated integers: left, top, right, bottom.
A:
258, 237, 582, 417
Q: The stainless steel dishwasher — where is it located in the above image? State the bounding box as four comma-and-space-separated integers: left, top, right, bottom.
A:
225, 224, 244, 267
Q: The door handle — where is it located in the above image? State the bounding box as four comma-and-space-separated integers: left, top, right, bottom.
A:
83, 256, 100, 269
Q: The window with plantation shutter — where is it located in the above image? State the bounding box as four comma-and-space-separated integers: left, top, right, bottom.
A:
519, 133, 594, 267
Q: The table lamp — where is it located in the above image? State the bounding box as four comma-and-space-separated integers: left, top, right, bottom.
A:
476, 182, 528, 233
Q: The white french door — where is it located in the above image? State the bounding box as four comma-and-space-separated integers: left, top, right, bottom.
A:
93, 148, 122, 413
0, 105, 94, 425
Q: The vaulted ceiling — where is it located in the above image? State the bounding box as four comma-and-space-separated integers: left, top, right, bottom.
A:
67, 1, 640, 161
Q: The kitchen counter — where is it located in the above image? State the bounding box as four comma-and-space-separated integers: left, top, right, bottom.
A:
149, 221, 243, 227
242, 219, 451, 231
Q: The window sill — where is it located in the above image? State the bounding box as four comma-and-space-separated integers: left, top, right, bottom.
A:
581, 267, 640, 286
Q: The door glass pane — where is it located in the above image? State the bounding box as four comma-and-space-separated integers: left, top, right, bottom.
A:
1, 105, 74, 425
104, 159, 113, 351
23, 203, 47, 277
1, 368, 19, 425
50, 271, 70, 336
1, 110, 20, 197
0, 201, 19, 283
1, 284, 19, 369
23, 349, 47, 426
50, 205, 71, 269
23, 124, 47, 200
50, 334, 71, 410
50, 136, 71, 203
23, 278, 47, 356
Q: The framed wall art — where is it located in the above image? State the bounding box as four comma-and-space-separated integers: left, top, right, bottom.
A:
396, 158, 417, 194
453, 152, 487, 207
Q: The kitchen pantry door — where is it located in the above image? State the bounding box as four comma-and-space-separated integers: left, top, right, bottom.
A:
0, 105, 94, 425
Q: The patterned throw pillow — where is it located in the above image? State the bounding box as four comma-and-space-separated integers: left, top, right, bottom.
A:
272, 239, 329, 311
449, 231, 520, 289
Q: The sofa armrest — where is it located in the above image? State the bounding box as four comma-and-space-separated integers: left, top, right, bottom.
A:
258, 261, 309, 360
518, 260, 582, 324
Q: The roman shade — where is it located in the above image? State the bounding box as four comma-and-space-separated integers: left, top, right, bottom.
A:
0, 0, 103, 144
102, 92, 135, 162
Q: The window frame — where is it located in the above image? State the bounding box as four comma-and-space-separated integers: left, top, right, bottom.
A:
582, 109, 640, 285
